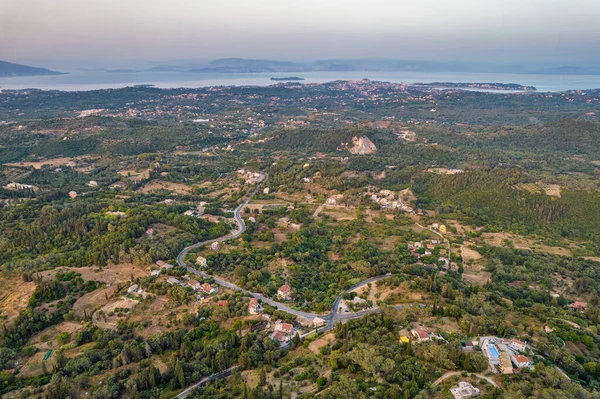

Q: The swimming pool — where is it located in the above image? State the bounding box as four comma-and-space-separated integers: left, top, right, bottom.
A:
488, 346, 500, 359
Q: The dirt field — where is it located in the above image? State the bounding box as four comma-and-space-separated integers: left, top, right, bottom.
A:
93, 297, 139, 330
29, 321, 84, 349
482, 232, 573, 256
118, 168, 151, 182
72, 285, 119, 318
41, 263, 147, 285
19, 350, 53, 378
321, 206, 356, 221
542, 183, 561, 197
0, 277, 36, 324
463, 270, 492, 286
4, 157, 74, 169
460, 244, 483, 263
308, 333, 336, 354
139, 180, 193, 194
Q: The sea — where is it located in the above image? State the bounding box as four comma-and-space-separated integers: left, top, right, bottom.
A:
1, 70, 600, 92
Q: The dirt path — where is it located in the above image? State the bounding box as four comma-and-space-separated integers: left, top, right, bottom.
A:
312, 204, 324, 218
432, 371, 498, 387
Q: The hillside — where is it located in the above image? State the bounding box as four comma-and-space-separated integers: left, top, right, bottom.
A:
257, 127, 393, 153
0, 60, 65, 77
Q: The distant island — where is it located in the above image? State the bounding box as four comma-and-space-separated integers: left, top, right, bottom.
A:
412, 82, 537, 91
0, 60, 66, 77
270, 77, 305, 81
182, 58, 600, 76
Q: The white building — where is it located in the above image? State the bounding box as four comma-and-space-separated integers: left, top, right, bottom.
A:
450, 382, 480, 399
509, 339, 527, 352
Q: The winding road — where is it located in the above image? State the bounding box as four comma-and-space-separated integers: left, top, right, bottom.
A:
176, 173, 394, 326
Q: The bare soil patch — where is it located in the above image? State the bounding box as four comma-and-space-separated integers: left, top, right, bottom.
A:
0, 277, 35, 324
139, 180, 193, 195
41, 263, 146, 285
93, 297, 139, 330
4, 157, 74, 170
308, 333, 336, 355
463, 271, 492, 286
118, 168, 151, 182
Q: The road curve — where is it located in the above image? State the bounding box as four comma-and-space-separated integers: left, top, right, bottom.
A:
176, 173, 394, 324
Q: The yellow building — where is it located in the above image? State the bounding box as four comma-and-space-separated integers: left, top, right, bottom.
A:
439, 224, 447, 233
400, 336, 410, 344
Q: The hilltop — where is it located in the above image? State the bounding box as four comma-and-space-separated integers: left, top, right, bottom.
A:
0, 60, 65, 77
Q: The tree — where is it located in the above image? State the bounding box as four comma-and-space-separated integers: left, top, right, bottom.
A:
291, 332, 301, 349
175, 360, 185, 388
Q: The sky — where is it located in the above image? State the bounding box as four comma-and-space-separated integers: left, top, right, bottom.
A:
1, 0, 600, 69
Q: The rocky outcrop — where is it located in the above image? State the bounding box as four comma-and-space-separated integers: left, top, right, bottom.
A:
347, 136, 377, 154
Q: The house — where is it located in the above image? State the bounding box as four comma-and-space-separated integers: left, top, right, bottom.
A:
312, 317, 326, 328
571, 301, 588, 311
88, 180, 98, 187
512, 355, 532, 369
277, 284, 291, 300
217, 300, 228, 307
411, 328, 430, 342
248, 298, 263, 314
499, 352, 514, 374
184, 210, 195, 216
509, 339, 527, 352
156, 261, 173, 270
275, 322, 293, 334
439, 225, 447, 233
196, 256, 207, 267
210, 242, 221, 251
150, 269, 161, 277
188, 280, 201, 290
199, 283, 216, 295
127, 284, 139, 294
167, 277, 181, 285
272, 331, 290, 343
68, 191, 78, 199
450, 382, 480, 399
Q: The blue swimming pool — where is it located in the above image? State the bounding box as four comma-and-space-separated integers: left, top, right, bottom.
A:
488, 346, 499, 359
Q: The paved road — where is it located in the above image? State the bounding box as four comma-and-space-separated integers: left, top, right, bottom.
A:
176, 366, 239, 398
176, 173, 397, 325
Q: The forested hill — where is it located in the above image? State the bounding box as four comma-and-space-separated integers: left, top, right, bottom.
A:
256, 127, 395, 153
0, 60, 65, 77
491, 119, 600, 157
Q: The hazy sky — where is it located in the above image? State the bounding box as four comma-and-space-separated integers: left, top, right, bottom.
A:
2, 0, 600, 68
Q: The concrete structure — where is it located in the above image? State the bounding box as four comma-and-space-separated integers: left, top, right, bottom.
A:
411, 328, 430, 342
509, 339, 527, 352
571, 301, 588, 311
312, 317, 326, 328
450, 382, 480, 399
277, 284, 291, 300
512, 355, 532, 369
275, 322, 293, 334
127, 284, 139, 294
199, 283, 216, 295
196, 256, 207, 267
157, 260, 174, 270
248, 298, 262, 314
167, 277, 181, 285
